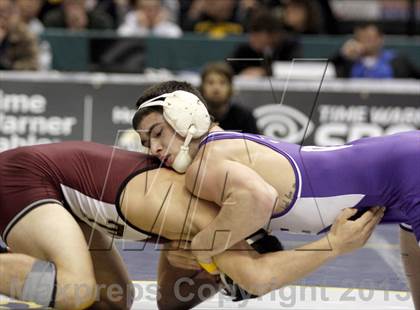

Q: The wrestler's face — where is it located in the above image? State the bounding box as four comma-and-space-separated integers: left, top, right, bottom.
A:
137, 112, 184, 166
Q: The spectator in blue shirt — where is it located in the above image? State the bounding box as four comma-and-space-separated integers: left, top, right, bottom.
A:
332, 23, 420, 79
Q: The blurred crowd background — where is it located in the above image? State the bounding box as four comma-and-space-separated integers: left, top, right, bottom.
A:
1, 0, 419, 78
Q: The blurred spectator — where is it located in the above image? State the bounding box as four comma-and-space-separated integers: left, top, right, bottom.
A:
0, 0, 39, 70
315, 0, 338, 34
179, 0, 282, 30
181, 0, 244, 38
332, 23, 420, 79
282, 0, 325, 34
16, 0, 52, 70
95, 0, 131, 29
237, 0, 265, 30
43, 0, 113, 30
229, 9, 302, 77
118, 0, 182, 37
200, 62, 259, 134
16, 0, 44, 35
161, 0, 180, 24
38, 0, 62, 22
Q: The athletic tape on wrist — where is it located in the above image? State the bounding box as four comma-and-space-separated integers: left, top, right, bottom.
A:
198, 260, 218, 274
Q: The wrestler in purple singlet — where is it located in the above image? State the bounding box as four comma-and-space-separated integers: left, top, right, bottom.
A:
200, 131, 420, 244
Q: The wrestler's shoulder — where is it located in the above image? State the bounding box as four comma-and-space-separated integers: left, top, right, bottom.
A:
198, 138, 233, 158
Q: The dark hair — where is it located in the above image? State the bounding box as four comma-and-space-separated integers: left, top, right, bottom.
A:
201, 62, 234, 85
284, 0, 323, 34
199, 62, 234, 96
249, 9, 283, 33
354, 22, 384, 35
132, 80, 205, 130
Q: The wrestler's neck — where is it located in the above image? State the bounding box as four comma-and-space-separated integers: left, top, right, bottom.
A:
187, 125, 224, 159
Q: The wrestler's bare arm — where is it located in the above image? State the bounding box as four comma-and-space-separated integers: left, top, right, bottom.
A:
186, 156, 278, 262
213, 207, 384, 296
120, 170, 383, 300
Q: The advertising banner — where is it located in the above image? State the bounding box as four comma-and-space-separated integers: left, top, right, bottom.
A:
0, 73, 419, 152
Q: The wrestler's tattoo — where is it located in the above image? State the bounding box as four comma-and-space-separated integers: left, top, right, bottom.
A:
282, 182, 296, 208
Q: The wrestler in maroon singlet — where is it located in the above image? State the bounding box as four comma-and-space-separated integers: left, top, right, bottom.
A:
0, 141, 160, 243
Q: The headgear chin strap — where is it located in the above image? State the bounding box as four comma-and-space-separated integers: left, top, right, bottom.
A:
137, 90, 211, 173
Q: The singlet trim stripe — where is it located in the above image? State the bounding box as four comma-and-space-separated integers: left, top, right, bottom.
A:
2, 199, 63, 242
115, 165, 164, 240
400, 223, 413, 232
200, 131, 302, 218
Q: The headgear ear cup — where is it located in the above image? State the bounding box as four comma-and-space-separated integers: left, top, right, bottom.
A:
172, 146, 192, 173
136, 90, 211, 173
164, 91, 211, 138
172, 126, 196, 173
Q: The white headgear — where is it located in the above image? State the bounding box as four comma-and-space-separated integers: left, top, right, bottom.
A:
137, 90, 211, 173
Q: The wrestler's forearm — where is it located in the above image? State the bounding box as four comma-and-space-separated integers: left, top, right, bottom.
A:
191, 185, 275, 260
187, 158, 278, 261
0, 253, 36, 299
253, 236, 338, 294
215, 236, 338, 296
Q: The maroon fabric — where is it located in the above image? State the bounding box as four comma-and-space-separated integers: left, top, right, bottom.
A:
0, 141, 159, 240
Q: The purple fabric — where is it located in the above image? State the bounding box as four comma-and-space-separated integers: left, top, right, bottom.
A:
200, 131, 420, 240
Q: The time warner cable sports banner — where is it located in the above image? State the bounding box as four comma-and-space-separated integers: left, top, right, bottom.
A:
0, 72, 419, 152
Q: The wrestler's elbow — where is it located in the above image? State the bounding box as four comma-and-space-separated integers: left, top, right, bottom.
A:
244, 181, 277, 221
238, 274, 278, 297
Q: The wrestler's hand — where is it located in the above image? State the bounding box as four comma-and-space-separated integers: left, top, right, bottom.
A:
328, 206, 385, 255
163, 240, 203, 271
